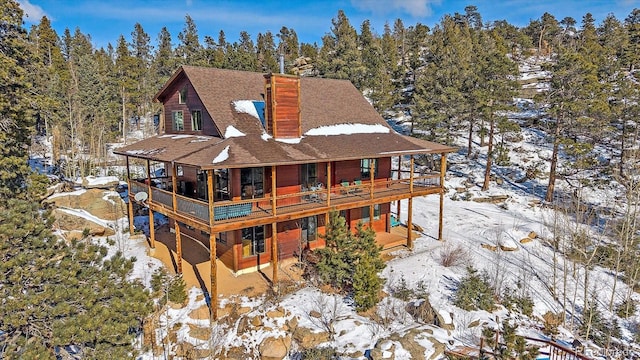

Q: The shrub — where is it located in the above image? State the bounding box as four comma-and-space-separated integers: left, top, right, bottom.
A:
502, 288, 534, 316
151, 268, 187, 305
454, 266, 495, 312
438, 242, 471, 268
615, 298, 637, 318
300, 346, 338, 359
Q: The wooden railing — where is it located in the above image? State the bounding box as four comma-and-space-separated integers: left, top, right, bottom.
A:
129, 174, 441, 226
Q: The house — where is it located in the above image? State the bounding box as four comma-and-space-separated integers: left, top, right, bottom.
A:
114, 66, 455, 318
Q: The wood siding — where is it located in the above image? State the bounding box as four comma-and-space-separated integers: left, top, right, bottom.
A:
265, 74, 300, 138
162, 76, 219, 137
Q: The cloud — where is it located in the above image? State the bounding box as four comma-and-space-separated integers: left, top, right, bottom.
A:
17, 0, 48, 22
351, 0, 441, 18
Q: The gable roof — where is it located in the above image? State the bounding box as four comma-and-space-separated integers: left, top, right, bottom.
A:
116, 66, 456, 168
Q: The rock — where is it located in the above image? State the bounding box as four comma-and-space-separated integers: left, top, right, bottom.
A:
44, 188, 126, 220
528, 231, 538, 239
286, 316, 298, 331
406, 300, 437, 325
250, 315, 263, 327
259, 335, 292, 360
52, 209, 115, 237
520, 237, 534, 244
309, 310, 322, 318
293, 327, 330, 349
266, 308, 285, 319
223, 346, 248, 360
481, 243, 498, 251
188, 323, 211, 341
237, 316, 250, 336
175, 342, 212, 359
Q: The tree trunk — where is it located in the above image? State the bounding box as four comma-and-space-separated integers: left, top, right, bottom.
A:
482, 116, 494, 191
546, 122, 561, 202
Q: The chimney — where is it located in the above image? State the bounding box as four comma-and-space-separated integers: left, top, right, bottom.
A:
264, 73, 301, 138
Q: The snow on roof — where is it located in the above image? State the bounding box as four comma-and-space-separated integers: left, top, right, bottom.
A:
305, 123, 390, 136
261, 133, 272, 141
224, 125, 245, 138
233, 100, 260, 119
275, 137, 302, 144
212, 145, 230, 164
159, 134, 195, 140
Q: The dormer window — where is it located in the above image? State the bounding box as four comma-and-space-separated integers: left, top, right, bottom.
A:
179, 87, 187, 104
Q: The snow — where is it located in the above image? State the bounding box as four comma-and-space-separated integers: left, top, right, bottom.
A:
275, 137, 302, 144
305, 123, 391, 136
224, 125, 245, 138
261, 133, 272, 141
212, 145, 230, 164
233, 100, 260, 119
47, 188, 87, 199
75, 175, 119, 186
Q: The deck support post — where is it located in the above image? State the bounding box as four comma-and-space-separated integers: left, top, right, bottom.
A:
407, 197, 413, 250
271, 223, 278, 286
171, 162, 177, 211
126, 157, 134, 235
396, 156, 401, 221
439, 153, 447, 241
175, 221, 183, 274
326, 162, 331, 207
209, 232, 217, 321
146, 159, 155, 249
207, 170, 217, 321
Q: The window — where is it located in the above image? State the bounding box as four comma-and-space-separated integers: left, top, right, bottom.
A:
301, 216, 317, 243
215, 168, 230, 201
172, 111, 184, 131
242, 226, 264, 256
191, 110, 202, 131
179, 87, 187, 104
177, 165, 184, 176
360, 159, 378, 179
217, 232, 227, 245
241, 167, 264, 199
362, 204, 380, 223
300, 163, 317, 188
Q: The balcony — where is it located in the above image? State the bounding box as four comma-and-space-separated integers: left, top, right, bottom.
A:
129, 173, 441, 232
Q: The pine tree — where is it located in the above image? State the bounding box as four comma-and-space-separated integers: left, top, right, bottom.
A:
359, 20, 393, 111
624, 8, 640, 71
317, 10, 363, 86
257, 31, 278, 72
152, 26, 176, 82
176, 14, 204, 66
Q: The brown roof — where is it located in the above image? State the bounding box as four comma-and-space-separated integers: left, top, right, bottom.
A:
116, 66, 456, 168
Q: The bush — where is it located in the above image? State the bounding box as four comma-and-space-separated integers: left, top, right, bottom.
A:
151, 268, 188, 305
300, 346, 338, 359
615, 298, 637, 318
502, 288, 534, 316
438, 242, 471, 268
454, 266, 495, 312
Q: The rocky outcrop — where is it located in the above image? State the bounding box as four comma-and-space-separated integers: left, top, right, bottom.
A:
259, 335, 292, 360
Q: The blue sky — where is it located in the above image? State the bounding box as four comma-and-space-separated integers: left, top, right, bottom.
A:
18, 0, 640, 49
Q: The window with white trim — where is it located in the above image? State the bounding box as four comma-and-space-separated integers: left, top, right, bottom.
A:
172, 110, 184, 131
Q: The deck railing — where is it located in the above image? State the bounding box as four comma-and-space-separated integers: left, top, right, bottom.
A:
129, 174, 441, 225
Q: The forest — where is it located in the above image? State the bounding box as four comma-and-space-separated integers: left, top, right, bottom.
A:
2, 0, 640, 357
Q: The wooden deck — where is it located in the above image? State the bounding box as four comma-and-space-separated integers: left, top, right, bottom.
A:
375, 225, 421, 250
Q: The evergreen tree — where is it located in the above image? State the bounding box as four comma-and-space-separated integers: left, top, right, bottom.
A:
0, 0, 42, 200
317, 10, 363, 86
152, 26, 176, 82
277, 26, 299, 68
257, 31, 278, 72
176, 14, 204, 65
359, 20, 393, 111
413, 15, 473, 145
227, 31, 259, 71
624, 8, 640, 71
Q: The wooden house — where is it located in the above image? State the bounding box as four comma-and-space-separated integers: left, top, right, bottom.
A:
115, 66, 455, 318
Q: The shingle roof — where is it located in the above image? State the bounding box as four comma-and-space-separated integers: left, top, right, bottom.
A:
116, 66, 456, 168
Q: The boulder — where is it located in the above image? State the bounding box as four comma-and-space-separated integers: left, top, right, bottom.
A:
259, 335, 292, 360
52, 209, 115, 237
293, 327, 330, 349
188, 323, 211, 341
44, 188, 126, 220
